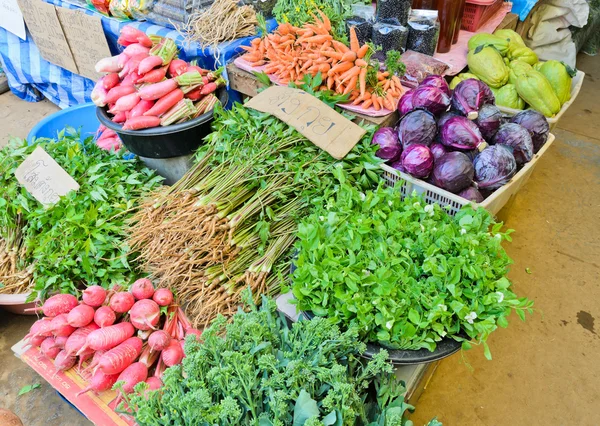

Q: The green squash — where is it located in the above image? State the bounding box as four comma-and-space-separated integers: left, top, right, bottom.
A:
508, 45, 539, 65
515, 70, 562, 117
467, 46, 509, 88
493, 29, 526, 46
536, 60, 574, 105
449, 73, 480, 90
494, 84, 526, 110
468, 33, 511, 56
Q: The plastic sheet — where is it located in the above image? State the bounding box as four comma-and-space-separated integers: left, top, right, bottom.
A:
511, 0, 540, 20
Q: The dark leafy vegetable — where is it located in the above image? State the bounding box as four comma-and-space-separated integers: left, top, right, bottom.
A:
398, 89, 415, 115
420, 75, 451, 96
451, 79, 495, 118
475, 104, 502, 140
432, 151, 474, 194
493, 123, 534, 166
474, 145, 517, 190
397, 109, 437, 148
430, 143, 447, 160
440, 116, 487, 151
411, 85, 451, 115
458, 186, 484, 203
372, 127, 402, 162
401, 144, 434, 178
510, 109, 550, 153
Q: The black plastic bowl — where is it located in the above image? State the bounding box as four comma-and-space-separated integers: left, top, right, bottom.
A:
96, 88, 228, 159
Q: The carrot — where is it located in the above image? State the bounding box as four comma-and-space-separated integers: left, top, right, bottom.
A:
97, 337, 143, 375
349, 27, 360, 53
319, 63, 331, 74
329, 61, 354, 76
317, 9, 332, 31
357, 44, 369, 59
332, 40, 349, 53
340, 66, 361, 83
341, 51, 357, 62
344, 76, 358, 95
303, 35, 332, 44
372, 95, 381, 110
355, 59, 368, 68
327, 76, 335, 90
359, 67, 367, 97
362, 99, 373, 109
321, 51, 343, 60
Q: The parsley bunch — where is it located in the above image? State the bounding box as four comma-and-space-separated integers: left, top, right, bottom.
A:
0, 130, 162, 299
292, 183, 533, 357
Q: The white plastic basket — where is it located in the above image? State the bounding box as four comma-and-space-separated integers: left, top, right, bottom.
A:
497, 70, 585, 130
381, 133, 556, 216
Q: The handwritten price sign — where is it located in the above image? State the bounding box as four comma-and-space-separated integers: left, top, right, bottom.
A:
246, 86, 366, 159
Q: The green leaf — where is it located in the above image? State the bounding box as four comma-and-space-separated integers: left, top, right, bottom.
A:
525, 267, 532, 274
293, 389, 320, 426
253, 71, 272, 87
18, 383, 40, 396
483, 341, 492, 360
322, 411, 337, 426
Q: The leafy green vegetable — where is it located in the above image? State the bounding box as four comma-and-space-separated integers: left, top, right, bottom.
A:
292, 183, 533, 353
0, 130, 162, 299
384, 50, 406, 77
120, 293, 424, 425
18, 383, 40, 396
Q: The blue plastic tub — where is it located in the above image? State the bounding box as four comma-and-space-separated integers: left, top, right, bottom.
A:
27, 103, 99, 143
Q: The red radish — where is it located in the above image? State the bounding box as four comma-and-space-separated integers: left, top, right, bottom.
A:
148, 330, 171, 352
26, 294, 78, 317
97, 136, 121, 152
50, 314, 77, 337
41, 337, 61, 359
26, 318, 54, 340
103, 73, 120, 91
99, 128, 117, 139
92, 79, 108, 107
119, 53, 149, 79
200, 82, 218, 95
110, 292, 135, 313
145, 376, 162, 390
116, 362, 148, 393
161, 340, 184, 367
84, 350, 106, 374
185, 87, 203, 101
117, 53, 130, 69
80, 322, 135, 354
169, 59, 188, 77
52, 335, 68, 350
185, 327, 202, 339
94, 306, 117, 328
137, 66, 167, 84
82, 286, 107, 308
64, 323, 100, 356
138, 79, 178, 101
152, 288, 173, 307
112, 112, 127, 123
77, 369, 119, 396
54, 350, 77, 371
122, 116, 161, 130
137, 329, 152, 340
97, 337, 143, 375
121, 71, 142, 87
129, 299, 160, 331
67, 304, 95, 328
112, 92, 141, 113
123, 43, 150, 57
105, 85, 136, 105
186, 65, 205, 75
95, 56, 122, 73
119, 27, 152, 48
144, 89, 183, 117
117, 36, 134, 47
138, 345, 160, 367
129, 99, 155, 118
77, 348, 95, 370
29, 335, 46, 347
131, 278, 155, 300
138, 55, 164, 75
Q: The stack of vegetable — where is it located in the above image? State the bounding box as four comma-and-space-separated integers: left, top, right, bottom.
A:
453, 29, 576, 117
240, 13, 405, 112
374, 76, 550, 201
95, 125, 122, 152
92, 26, 224, 131
119, 293, 441, 425
24, 280, 196, 398
292, 183, 533, 355
0, 133, 162, 299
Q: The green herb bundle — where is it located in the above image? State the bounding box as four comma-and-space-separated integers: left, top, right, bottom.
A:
121, 293, 436, 426
292, 183, 533, 356
0, 131, 163, 298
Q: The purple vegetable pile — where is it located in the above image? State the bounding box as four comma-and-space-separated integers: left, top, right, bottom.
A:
372, 78, 551, 202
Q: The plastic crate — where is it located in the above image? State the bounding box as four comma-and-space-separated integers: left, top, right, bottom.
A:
462, 0, 504, 32
497, 70, 585, 131
381, 133, 556, 216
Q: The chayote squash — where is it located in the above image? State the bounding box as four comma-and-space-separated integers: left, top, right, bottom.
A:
494, 84, 526, 110
515, 70, 561, 117
449, 73, 480, 90
467, 46, 509, 88
508, 45, 539, 65
536, 60, 574, 105
508, 60, 533, 85
468, 33, 511, 56
493, 29, 526, 46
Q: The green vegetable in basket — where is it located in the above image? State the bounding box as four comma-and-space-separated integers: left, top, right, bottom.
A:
467, 46, 509, 88
535, 60, 574, 105
508, 60, 533, 85
507, 45, 538, 66
493, 29, 526, 47
449, 72, 480, 90
492, 84, 526, 110
515, 69, 562, 117
468, 33, 511, 56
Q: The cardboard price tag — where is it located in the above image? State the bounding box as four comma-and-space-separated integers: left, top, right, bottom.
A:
245, 86, 366, 159
14, 146, 79, 206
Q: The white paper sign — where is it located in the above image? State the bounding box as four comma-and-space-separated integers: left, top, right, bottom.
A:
14, 146, 79, 206
0, 0, 26, 40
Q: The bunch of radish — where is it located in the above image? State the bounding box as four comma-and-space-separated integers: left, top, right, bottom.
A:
24, 279, 201, 399
92, 26, 225, 131
95, 124, 122, 152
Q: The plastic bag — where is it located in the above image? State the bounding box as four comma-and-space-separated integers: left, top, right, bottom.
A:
372, 18, 409, 54
401, 50, 449, 88
406, 9, 439, 56
109, 0, 132, 19
346, 16, 373, 45
88, 0, 111, 16
128, 0, 153, 20
376, 0, 411, 25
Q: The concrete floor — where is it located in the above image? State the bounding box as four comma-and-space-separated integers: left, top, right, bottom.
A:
0, 55, 599, 425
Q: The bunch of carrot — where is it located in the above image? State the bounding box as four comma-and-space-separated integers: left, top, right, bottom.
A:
240, 11, 404, 111
92, 26, 224, 131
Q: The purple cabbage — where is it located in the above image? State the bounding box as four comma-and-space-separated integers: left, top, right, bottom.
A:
510, 110, 550, 153
437, 111, 460, 129
420, 75, 451, 97
432, 152, 474, 194
397, 109, 437, 149
372, 127, 402, 162
389, 158, 406, 173
473, 145, 517, 190
493, 123, 534, 166
440, 116, 487, 151
398, 89, 415, 115
430, 143, 447, 160
451, 79, 495, 118
411, 86, 451, 116
475, 104, 502, 140
458, 186, 484, 203
401, 144, 434, 179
